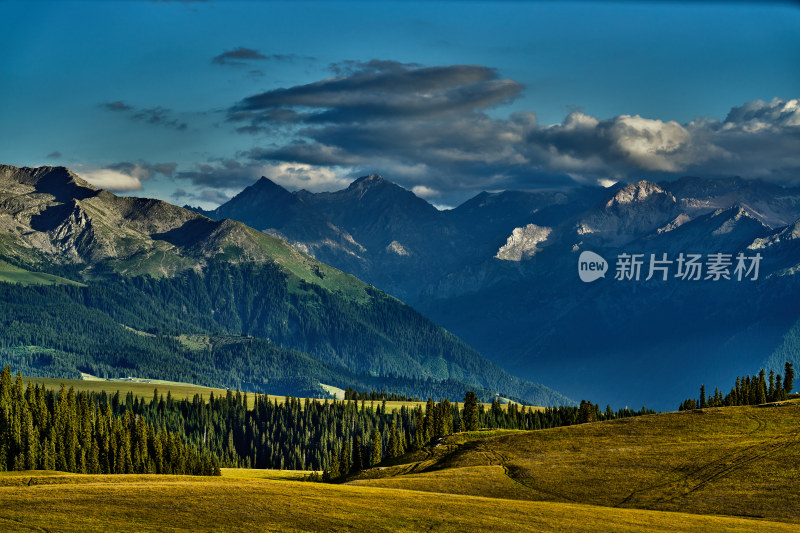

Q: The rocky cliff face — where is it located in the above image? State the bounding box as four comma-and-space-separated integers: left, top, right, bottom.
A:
495, 224, 552, 261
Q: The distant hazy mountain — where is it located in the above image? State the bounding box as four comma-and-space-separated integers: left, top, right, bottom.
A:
202, 173, 800, 409
0, 164, 570, 406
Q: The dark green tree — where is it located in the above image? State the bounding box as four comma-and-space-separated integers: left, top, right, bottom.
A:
784, 362, 795, 394
463, 391, 479, 431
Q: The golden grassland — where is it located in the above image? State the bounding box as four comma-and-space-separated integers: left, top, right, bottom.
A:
350, 401, 800, 525
0, 469, 796, 532
0, 402, 797, 531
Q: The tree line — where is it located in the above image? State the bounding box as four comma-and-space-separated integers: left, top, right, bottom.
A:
679, 362, 794, 410
0, 367, 219, 475
1, 365, 655, 479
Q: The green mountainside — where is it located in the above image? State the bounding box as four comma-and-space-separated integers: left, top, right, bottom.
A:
0, 165, 569, 406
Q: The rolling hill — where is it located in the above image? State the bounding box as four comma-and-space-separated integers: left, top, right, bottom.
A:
348, 401, 800, 524
0, 402, 796, 532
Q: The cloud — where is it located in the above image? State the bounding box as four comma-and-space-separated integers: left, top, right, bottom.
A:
176, 158, 349, 197
212, 47, 267, 65
75, 161, 177, 193
78, 169, 144, 192
230, 60, 522, 125
213, 47, 314, 67
411, 185, 440, 198
102, 100, 133, 112
176, 159, 265, 190
46, 151, 61, 159
101, 100, 187, 130
108, 161, 177, 180
132, 107, 187, 130
216, 61, 800, 204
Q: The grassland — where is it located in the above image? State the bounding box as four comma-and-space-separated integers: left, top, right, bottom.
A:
0, 259, 84, 286
0, 470, 795, 532
350, 401, 800, 525
0, 403, 797, 531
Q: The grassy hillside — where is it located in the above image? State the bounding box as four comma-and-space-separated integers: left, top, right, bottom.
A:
0, 259, 84, 286
0, 470, 794, 532
349, 401, 800, 524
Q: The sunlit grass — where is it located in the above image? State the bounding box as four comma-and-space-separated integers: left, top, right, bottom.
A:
0, 471, 794, 532
351, 402, 800, 524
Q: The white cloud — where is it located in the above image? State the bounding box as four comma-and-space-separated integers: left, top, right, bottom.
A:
609, 115, 692, 172
258, 162, 350, 192
411, 185, 440, 198
78, 168, 143, 192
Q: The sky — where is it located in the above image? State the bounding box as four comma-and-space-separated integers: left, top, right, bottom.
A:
1, 0, 799, 209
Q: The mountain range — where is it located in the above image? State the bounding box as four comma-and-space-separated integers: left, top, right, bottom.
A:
0, 164, 570, 406
194, 174, 800, 409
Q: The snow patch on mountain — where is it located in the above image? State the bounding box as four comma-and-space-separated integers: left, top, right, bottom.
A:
386, 240, 411, 256
656, 213, 691, 234
496, 224, 552, 261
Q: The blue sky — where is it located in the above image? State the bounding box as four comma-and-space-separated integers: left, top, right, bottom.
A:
1, 1, 798, 208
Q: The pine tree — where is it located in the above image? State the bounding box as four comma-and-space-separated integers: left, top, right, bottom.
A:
340, 441, 350, 477
699, 385, 707, 409
423, 399, 434, 442
784, 362, 795, 394
768, 370, 776, 401
413, 409, 425, 449
578, 400, 596, 423
757, 370, 768, 405
463, 391, 479, 431
351, 437, 363, 473
370, 427, 382, 466
328, 448, 340, 480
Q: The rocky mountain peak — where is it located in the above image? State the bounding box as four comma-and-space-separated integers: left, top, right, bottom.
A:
349, 174, 385, 189
0, 165, 97, 202
606, 180, 671, 208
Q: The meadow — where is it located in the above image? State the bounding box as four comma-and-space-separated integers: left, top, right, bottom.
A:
350, 401, 800, 524
0, 469, 794, 532
0, 401, 797, 531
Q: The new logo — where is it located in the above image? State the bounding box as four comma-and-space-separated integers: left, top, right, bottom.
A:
578, 251, 608, 283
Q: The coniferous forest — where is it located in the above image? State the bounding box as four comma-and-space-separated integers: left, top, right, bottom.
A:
0, 261, 568, 406
0, 366, 654, 479
678, 363, 795, 410
0, 367, 219, 475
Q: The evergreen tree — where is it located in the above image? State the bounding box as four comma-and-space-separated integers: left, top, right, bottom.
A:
370, 428, 382, 466
784, 362, 795, 394
462, 391, 479, 431
339, 441, 350, 478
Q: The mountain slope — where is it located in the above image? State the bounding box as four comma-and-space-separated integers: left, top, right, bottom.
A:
204, 172, 800, 409
350, 402, 800, 525
0, 164, 568, 406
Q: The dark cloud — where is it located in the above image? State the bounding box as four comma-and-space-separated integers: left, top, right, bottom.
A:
102, 100, 133, 112
230, 60, 522, 124
213, 47, 314, 67
212, 47, 267, 65
46, 151, 61, 159
176, 159, 263, 190
197, 189, 231, 205
223, 60, 800, 199
108, 161, 178, 180
131, 106, 187, 130
101, 101, 188, 131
